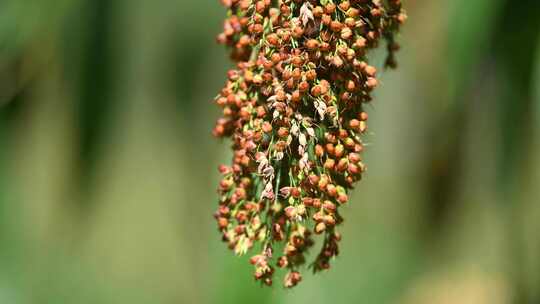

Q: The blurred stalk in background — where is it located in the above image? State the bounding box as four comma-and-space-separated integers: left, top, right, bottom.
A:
0, 0, 539, 303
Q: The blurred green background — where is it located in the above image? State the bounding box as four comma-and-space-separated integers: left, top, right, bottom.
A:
0, 0, 539, 303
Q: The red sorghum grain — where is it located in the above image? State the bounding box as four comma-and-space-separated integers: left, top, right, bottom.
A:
213, 0, 406, 288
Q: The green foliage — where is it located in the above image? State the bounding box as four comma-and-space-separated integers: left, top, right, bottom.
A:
0, 0, 539, 303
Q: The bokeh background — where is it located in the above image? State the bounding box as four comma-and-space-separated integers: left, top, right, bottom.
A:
0, 0, 539, 303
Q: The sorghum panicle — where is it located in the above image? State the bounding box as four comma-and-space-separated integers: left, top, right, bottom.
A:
213, 0, 406, 288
